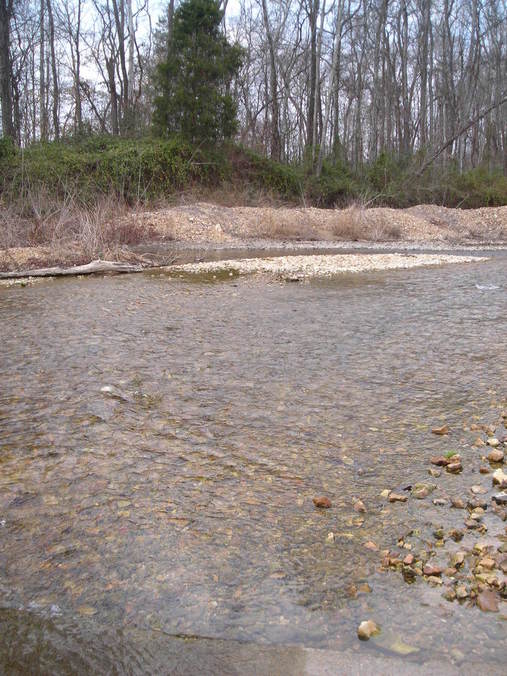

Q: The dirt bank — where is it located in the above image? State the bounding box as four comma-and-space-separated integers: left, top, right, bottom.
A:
1, 203, 506, 272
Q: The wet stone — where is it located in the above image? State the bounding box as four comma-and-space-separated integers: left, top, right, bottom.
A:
488, 448, 504, 463
388, 493, 407, 503
313, 496, 332, 509
476, 590, 499, 612
423, 564, 443, 576
433, 498, 448, 506
449, 529, 464, 542
446, 461, 463, 474
432, 425, 450, 436
451, 498, 465, 509
492, 492, 507, 505
357, 620, 380, 640
492, 469, 507, 488
487, 438, 500, 448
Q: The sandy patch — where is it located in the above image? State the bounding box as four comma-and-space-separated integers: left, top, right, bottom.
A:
169, 253, 487, 278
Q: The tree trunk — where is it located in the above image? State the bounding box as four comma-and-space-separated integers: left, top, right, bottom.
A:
0, 0, 14, 139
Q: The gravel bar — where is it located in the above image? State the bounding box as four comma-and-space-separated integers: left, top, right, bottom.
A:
169, 253, 488, 278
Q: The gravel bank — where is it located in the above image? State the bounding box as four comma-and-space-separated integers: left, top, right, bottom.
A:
169, 253, 487, 278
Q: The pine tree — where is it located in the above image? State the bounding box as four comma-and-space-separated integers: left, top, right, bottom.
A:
153, 0, 242, 143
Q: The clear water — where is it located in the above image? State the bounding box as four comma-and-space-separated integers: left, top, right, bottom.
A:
0, 252, 505, 673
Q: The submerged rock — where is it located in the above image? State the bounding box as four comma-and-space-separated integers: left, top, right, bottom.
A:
313, 496, 332, 509
451, 498, 465, 509
492, 469, 507, 488
388, 493, 407, 503
432, 425, 450, 436
487, 438, 500, 448
492, 492, 507, 505
353, 499, 367, 513
476, 590, 499, 612
357, 619, 380, 640
446, 460, 463, 474
488, 448, 504, 463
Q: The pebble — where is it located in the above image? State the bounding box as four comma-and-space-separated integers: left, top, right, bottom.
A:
492, 468, 507, 488
433, 498, 447, 506
479, 466, 491, 474
451, 551, 465, 567
456, 584, 468, 599
412, 485, 430, 499
326, 532, 335, 543
446, 460, 463, 473
432, 425, 450, 435
478, 557, 496, 570
357, 620, 380, 640
364, 541, 378, 551
492, 492, 507, 505
451, 498, 465, 509
428, 468, 441, 477
313, 496, 332, 509
471, 485, 488, 495
353, 499, 367, 513
488, 448, 504, 463
449, 529, 464, 542
388, 493, 407, 503
431, 456, 450, 466
487, 437, 500, 447
423, 563, 443, 576
403, 553, 414, 565
476, 589, 499, 612
474, 437, 486, 447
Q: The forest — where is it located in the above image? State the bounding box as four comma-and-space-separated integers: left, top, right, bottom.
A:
0, 0, 506, 208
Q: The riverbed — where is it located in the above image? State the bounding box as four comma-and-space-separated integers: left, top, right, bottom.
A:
0, 249, 505, 674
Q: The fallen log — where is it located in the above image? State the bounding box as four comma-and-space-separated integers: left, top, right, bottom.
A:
0, 259, 147, 280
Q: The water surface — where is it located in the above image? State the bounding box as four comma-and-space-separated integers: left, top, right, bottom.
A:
0, 252, 506, 673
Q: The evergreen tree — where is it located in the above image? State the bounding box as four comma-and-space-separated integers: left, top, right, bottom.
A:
153, 0, 242, 143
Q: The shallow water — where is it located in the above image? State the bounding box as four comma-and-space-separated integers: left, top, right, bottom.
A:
0, 252, 506, 673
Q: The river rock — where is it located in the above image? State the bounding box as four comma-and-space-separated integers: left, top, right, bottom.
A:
364, 541, 378, 551
412, 483, 434, 499
357, 620, 380, 640
487, 437, 500, 447
423, 563, 443, 576
433, 498, 447, 506
313, 496, 332, 509
432, 425, 450, 435
389, 493, 407, 503
478, 557, 496, 570
480, 466, 491, 474
451, 498, 465, 509
488, 448, 505, 463
353, 499, 367, 513
451, 551, 466, 567
446, 460, 463, 474
492, 469, 507, 488
431, 456, 450, 466
429, 468, 441, 478
403, 553, 415, 565
449, 528, 464, 542
492, 492, 507, 505
471, 485, 488, 495
476, 590, 499, 612
456, 584, 468, 599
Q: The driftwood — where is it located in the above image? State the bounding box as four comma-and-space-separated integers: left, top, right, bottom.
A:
0, 259, 147, 280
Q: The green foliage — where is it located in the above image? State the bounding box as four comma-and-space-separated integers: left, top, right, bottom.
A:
232, 147, 302, 198
1, 135, 505, 213
0, 137, 222, 210
153, 0, 243, 143
366, 152, 405, 193
0, 136, 16, 160
306, 159, 358, 206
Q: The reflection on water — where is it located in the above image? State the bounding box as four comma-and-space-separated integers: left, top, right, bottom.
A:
0, 253, 506, 673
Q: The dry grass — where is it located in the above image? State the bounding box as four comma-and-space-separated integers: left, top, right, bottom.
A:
0, 191, 163, 271
252, 211, 320, 240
